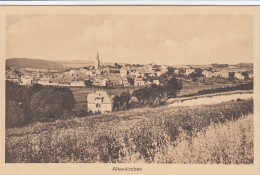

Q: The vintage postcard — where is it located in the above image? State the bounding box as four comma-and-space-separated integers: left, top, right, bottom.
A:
0, 5, 259, 175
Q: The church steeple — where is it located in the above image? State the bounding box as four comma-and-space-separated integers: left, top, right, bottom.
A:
95, 51, 100, 70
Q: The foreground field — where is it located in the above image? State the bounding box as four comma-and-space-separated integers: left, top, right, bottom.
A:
6, 99, 253, 163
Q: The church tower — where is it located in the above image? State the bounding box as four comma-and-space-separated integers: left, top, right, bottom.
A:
95, 51, 100, 70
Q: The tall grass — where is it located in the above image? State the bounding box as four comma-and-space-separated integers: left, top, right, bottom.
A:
6, 99, 253, 163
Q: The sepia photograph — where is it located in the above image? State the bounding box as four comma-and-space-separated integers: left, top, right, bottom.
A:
0, 4, 260, 175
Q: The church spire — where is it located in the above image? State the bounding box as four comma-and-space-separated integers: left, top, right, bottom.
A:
95, 51, 100, 70
96, 51, 99, 60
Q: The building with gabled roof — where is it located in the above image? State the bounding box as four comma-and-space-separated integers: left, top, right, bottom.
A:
87, 90, 112, 114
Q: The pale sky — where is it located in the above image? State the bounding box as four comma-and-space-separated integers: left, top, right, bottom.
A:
6, 14, 253, 65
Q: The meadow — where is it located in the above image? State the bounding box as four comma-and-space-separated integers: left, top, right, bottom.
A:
70, 84, 233, 113
6, 98, 253, 163
179, 83, 234, 96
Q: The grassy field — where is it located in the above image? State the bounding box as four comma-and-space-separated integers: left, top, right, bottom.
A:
179, 84, 234, 97
6, 99, 253, 163
70, 84, 234, 112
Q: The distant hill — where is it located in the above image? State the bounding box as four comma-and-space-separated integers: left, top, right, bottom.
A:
234, 63, 253, 69
57, 60, 120, 68
6, 58, 65, 71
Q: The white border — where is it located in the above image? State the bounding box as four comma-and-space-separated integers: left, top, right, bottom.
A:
0, 1, 260, 6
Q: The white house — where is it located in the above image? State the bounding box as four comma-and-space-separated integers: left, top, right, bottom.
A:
174, 69, 179, 75
87, 90, 112, 114
161, 65, 168, 73
93, 77, 109, 86
153, 80, 160, 85
235, 72, 245, 80
185, 68, 195, 76
202, 70, 214, 78
37, 78, 51, 85
71, 80, 85, 87
220, 71, 230, 78
248, 73, 253, 79
120, 67, 129, 77
121, 77, 131, 86
134, 77, 145, 86
20, 76, 33, 85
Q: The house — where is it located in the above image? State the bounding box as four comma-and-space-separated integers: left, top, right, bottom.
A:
185, 68, 195, 76
58, 78, 72, 86
121, 77, 131, 86
120, 67, 129, 77
107, 75, 122, 86
153, 80, 160, 85
7, 77, 20, 83
218, 70, 230, 78
155, 71, 162, 77
202, 70, 214, 78
37, 78, 51, 85
235, 72, 245, 80
6, 71, 20, 83
174, 69, 179, 74
145, 81, 152, 86
87, 90, 112, 114
20, 76, 33, 85
134, 77, 145, 86
161, 65, 168, 73
93, 77, 109, 86
248, 73, 253, 79
101, 78, 109, 86
68, 69, 79, 77
71, 80, 85, 87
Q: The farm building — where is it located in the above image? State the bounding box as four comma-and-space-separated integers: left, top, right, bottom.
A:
87, 90, 112, 114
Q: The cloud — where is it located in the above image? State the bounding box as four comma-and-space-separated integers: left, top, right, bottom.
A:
6, 14, 253, 65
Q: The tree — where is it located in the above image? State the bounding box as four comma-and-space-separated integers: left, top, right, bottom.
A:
167, 67, 174, 74
241, 72, 249, 78
112, 91, 131, 111
85, 80, 92, 86
163, 77, 182, 98
29, 87, 76, 122
6, 101, 27, 128
6, 65, 10, 71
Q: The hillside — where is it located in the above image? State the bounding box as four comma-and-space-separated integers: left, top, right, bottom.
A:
57, 60, 116, 68
6, 99, 253, 163
234, 63, 253, 69
6, 58, 65, 71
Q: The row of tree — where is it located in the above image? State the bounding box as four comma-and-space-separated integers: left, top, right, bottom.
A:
113, 76, 182, 111
6, 81, 76, 128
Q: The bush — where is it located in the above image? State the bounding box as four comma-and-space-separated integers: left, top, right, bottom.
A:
6, 81, 76, 127
184, 82, 253, 97
6, 101, 27, 128
113, 77, 182, 111
30, 87, 75, 122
